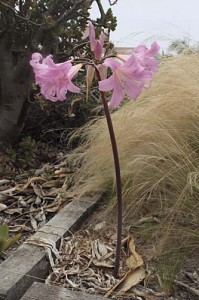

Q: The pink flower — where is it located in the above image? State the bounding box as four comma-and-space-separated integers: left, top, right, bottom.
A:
88, 21, 105, 60
99, 54, 152, 108
30, 53, 82, 101
135, 41, 160, 72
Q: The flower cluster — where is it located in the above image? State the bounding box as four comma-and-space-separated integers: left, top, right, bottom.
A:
30, 53, 82, 101
30, 21, 159, 107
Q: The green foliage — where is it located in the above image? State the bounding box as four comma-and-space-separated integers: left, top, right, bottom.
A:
168, 37, 193, 54
0, 224, 21, 256
104, 8, 117, 31
0, 136, 47, 175
17, 136, 44, 169
5, 147, 17, 161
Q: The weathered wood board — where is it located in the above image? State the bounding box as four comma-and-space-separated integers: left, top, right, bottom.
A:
21, 282, 107, 300
0, 194, 101, 300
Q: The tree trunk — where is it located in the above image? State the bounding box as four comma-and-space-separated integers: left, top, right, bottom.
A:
0, 38, 31, 144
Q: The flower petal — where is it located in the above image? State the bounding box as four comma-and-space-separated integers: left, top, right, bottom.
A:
31, 53, 43, 62
99, 32, 105, 46
108, 78, 123, 108
68, 63, 82, 79
99, 75, 114, 91
57, 86, 67, 100
146, 41, 160, 57
94, 41, 103, 60
88, 21, 96, 52
122, 54, 140, 71
67, 81, 81, 93
125, 80, 141, 100
103, 58, 121, 72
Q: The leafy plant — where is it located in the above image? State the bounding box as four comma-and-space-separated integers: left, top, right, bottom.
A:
0, 224, 21, 256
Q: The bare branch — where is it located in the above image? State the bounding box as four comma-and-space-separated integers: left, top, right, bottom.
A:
95, 0, 105, 23
46, 0, 86, 31
0, 1, 43, 26
69, 39, 89, 56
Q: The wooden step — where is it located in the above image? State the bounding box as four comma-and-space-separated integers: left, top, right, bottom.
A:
20, 282, 107, 300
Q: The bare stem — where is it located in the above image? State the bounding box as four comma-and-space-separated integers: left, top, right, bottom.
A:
96, 69, 122, 278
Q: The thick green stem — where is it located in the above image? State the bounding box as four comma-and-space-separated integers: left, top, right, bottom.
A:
96, 70, 122, 278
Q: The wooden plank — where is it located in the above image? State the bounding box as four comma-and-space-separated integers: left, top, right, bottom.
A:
0, 194, 101, 300
21, 282, 107, 300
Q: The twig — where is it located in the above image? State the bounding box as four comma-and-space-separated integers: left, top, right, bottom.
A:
174, 279, 199, 297
46, 0, 85, 31
95, 0, 106, 23
0, 1, 42, 26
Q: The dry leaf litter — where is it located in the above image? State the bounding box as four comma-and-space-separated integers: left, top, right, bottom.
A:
25, 224, 171, 300
0, 157, 76, 234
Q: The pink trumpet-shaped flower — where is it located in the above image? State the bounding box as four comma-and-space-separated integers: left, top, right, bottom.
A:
30, 53, 82, 101
99, 54, 153, 108
88, 21, 105, 60
135, 41, 160, 72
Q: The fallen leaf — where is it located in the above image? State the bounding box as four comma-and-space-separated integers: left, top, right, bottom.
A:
116, 267, 146, 295
34, 196, 42, 205
126, 236, 144, 269
16, 177, 46, 192
30, 215, 38, 230
31, 182, 44, 198
105, 266, 146, 297
18, 196, 28, 207
25, 237, 61, 260
0, 203, 7, 212
5, 208, 23, 215
92, 259, 113, 268
0, 179, 10, 186
45, 205, 59, 213
42, 180, 62, 188
0, 187, 16, 195
0, 195, 8, 201
9, 225, 31, 232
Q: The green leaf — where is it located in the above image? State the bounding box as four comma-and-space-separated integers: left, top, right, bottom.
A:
0, 224, 9, 241
3, 234, 21, 251
0, 238, 5, 252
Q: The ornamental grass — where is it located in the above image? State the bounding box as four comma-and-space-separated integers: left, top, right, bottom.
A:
71, 53, 199, 272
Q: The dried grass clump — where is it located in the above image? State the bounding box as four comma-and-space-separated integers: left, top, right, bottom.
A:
72, 54, 199, 256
